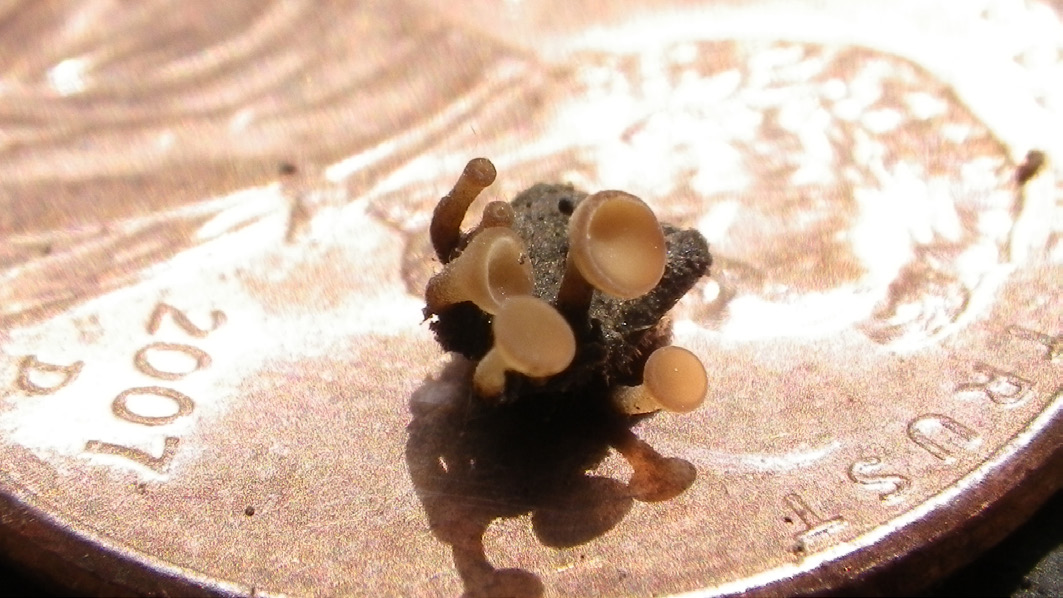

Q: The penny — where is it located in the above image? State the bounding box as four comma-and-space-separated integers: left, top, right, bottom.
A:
0, 1, 1061, 596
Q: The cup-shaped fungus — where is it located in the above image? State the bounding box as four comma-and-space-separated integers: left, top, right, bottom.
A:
612, 346, 707, 415
424, 158, 713, 403
430, 157, 497, 262
556, 190, 667, 315
424, 227, 534, 316
473, 296, 577, 397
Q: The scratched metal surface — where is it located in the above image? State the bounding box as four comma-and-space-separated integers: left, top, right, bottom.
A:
0, 1, 1061, 596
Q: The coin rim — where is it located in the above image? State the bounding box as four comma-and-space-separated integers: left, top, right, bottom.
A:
0, 404, 1058, 596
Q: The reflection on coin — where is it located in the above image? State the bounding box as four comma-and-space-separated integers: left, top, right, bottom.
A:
1, 0, 1061, 596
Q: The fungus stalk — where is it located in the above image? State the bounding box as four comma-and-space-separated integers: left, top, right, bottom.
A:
473, 296, 577, 398
612, 346, 707, 415
424, 227, 533, 316
556, 191, 667, 318
462, 201, 515, 244
430, 157, 497, 262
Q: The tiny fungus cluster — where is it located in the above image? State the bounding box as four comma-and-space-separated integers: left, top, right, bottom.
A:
423, 158, 712, 416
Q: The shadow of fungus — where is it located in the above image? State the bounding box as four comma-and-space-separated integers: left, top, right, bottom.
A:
405, 358, 697, 598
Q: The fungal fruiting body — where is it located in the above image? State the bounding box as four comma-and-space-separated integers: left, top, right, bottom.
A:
612, 346, 708, 414
424, 158, 712, 415
473, 295, 577, 397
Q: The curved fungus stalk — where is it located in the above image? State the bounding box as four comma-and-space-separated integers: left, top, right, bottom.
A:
473, 296, 576, 398
556, 190, 667, 317
430, 157, 497, 262
423, 158, 712, 408
424, 227, 534, 316
612, 346, 708, 415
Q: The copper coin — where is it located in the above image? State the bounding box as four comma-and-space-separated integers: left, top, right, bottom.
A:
1, 1, 1061, 596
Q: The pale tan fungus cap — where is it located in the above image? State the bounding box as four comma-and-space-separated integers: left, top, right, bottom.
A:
568, 190, 667, 300
473, 296, 577, 397
479, 201, 515, 228
424, 227, 533, 316
613, 346, 707, 414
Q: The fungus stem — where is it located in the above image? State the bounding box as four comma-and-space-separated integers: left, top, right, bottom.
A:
430, 157, 497, 262
473, 349, 507, 398
555, 258, 594, 317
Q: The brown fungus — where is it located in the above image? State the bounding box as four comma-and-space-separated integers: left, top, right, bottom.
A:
424, 158, 711, 408
424, 227, 533, 316
473, 296, 576, 398
461, 200, 516, 246
612, 346, 707, 414
556, 190, 667, 317
429, 157, 497, 262
478, 200, 515, 229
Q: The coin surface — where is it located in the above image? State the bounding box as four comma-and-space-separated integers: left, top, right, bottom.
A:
0, 1, 1061, 596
